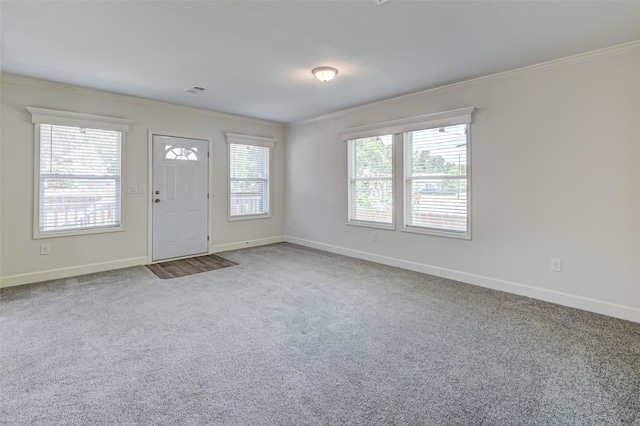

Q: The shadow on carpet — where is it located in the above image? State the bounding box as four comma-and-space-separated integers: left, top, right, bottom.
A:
146, 254, 237, 279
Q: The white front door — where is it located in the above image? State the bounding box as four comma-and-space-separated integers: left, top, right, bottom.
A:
152, 135, 209, 261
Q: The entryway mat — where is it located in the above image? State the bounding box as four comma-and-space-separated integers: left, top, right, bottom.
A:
146, 254, 237, 279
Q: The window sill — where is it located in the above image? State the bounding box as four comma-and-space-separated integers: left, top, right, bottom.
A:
228, 213, 271, 222
346, 220, 395, 231
401, 226, 470, 240
34, 225, 125, 239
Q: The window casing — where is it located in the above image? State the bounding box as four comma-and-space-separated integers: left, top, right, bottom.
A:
342, 107, 474, 239
27, 107, 132, 238
225, 133, 277, 220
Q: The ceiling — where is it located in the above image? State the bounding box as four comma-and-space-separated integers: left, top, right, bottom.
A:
2, 1, 640, 124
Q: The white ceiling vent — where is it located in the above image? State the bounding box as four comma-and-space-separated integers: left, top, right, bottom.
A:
186, 86, 205, 94
373, 0, 390, 5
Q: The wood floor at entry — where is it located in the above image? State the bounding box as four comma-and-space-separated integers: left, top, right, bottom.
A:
152, 135, 209, 261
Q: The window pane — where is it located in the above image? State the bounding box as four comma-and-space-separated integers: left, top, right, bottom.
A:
352, 178, 394, 223
164, 146, 198, 160
407, 179, 467, 232
349, 135, 393, 224
405, 124, 468, 234
230, 180, 266, 216
40, 178, 120, 231
229, 144, 269, 217
352, 135, 393, 178
39, 124, 122, 233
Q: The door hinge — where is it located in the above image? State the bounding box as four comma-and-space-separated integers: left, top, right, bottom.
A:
207, 193, 210, 199
207, 235, 210, 241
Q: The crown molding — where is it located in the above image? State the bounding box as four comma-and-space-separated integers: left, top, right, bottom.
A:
291, 39, 640, 127
3, 39, 638, 129
0, 73, 285, 129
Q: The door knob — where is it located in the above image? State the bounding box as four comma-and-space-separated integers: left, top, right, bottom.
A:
155, 198, 161, 203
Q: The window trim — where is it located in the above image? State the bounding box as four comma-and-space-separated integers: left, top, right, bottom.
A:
346, 134, 396, 230
341, 107, 475, 238
225, 133, 277, 221
27, 107, 133, 239
340, 107, 475, 142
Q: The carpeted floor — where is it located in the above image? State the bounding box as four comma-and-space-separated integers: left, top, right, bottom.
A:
1, 243, 639, 425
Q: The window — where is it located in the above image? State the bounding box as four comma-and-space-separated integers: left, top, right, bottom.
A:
347, 135, 394, 227
405, 124, 469, 236
225, 133, 277, 220
164, 146, 199, 160
27, 107, 132, 238
229, 144, 269, 217
342, 107, 474, 239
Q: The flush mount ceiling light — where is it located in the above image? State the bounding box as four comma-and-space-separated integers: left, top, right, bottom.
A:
312, 67, 338, 83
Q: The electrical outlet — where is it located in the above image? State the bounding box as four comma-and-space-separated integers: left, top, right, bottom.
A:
138, 185, 146, 194
551, 258, 562, 272
40, 244, 50, 255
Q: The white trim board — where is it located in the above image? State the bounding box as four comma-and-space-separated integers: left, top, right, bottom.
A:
284, 236, 640, 324
0, 257, 149, 289
0, 237, 285, 288
4, 236, 636, 324
211, 236, 285, 253
340, 107, 475, 141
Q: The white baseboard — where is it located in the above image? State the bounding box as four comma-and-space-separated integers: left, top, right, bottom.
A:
211, 236, 285, 253
4, 236, 637, 324
0, 236, 285, 289
285, 236, 640, 324
0, 256, 150, 289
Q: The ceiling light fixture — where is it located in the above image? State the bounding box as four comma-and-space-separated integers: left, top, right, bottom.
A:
312, 67, 338, 83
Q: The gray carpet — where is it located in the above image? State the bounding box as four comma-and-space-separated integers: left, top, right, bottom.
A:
1, 243, 638, 425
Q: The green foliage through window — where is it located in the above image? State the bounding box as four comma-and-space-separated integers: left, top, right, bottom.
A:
349, 135, 393, 224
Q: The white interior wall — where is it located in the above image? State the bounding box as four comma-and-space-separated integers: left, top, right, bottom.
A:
285, 46, 640, 322
2, 45, 638, 323
0, 76, 286, 286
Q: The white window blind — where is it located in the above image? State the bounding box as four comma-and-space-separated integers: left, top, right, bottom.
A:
229, 143, 269, 217
405, 123, 469, 235
342, 107, 473, 237
27, 107, 132, 238
348, 134, 394, 225
38, 124, 122, 233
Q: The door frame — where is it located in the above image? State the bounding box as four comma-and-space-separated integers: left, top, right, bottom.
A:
147, 130, 213, 263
